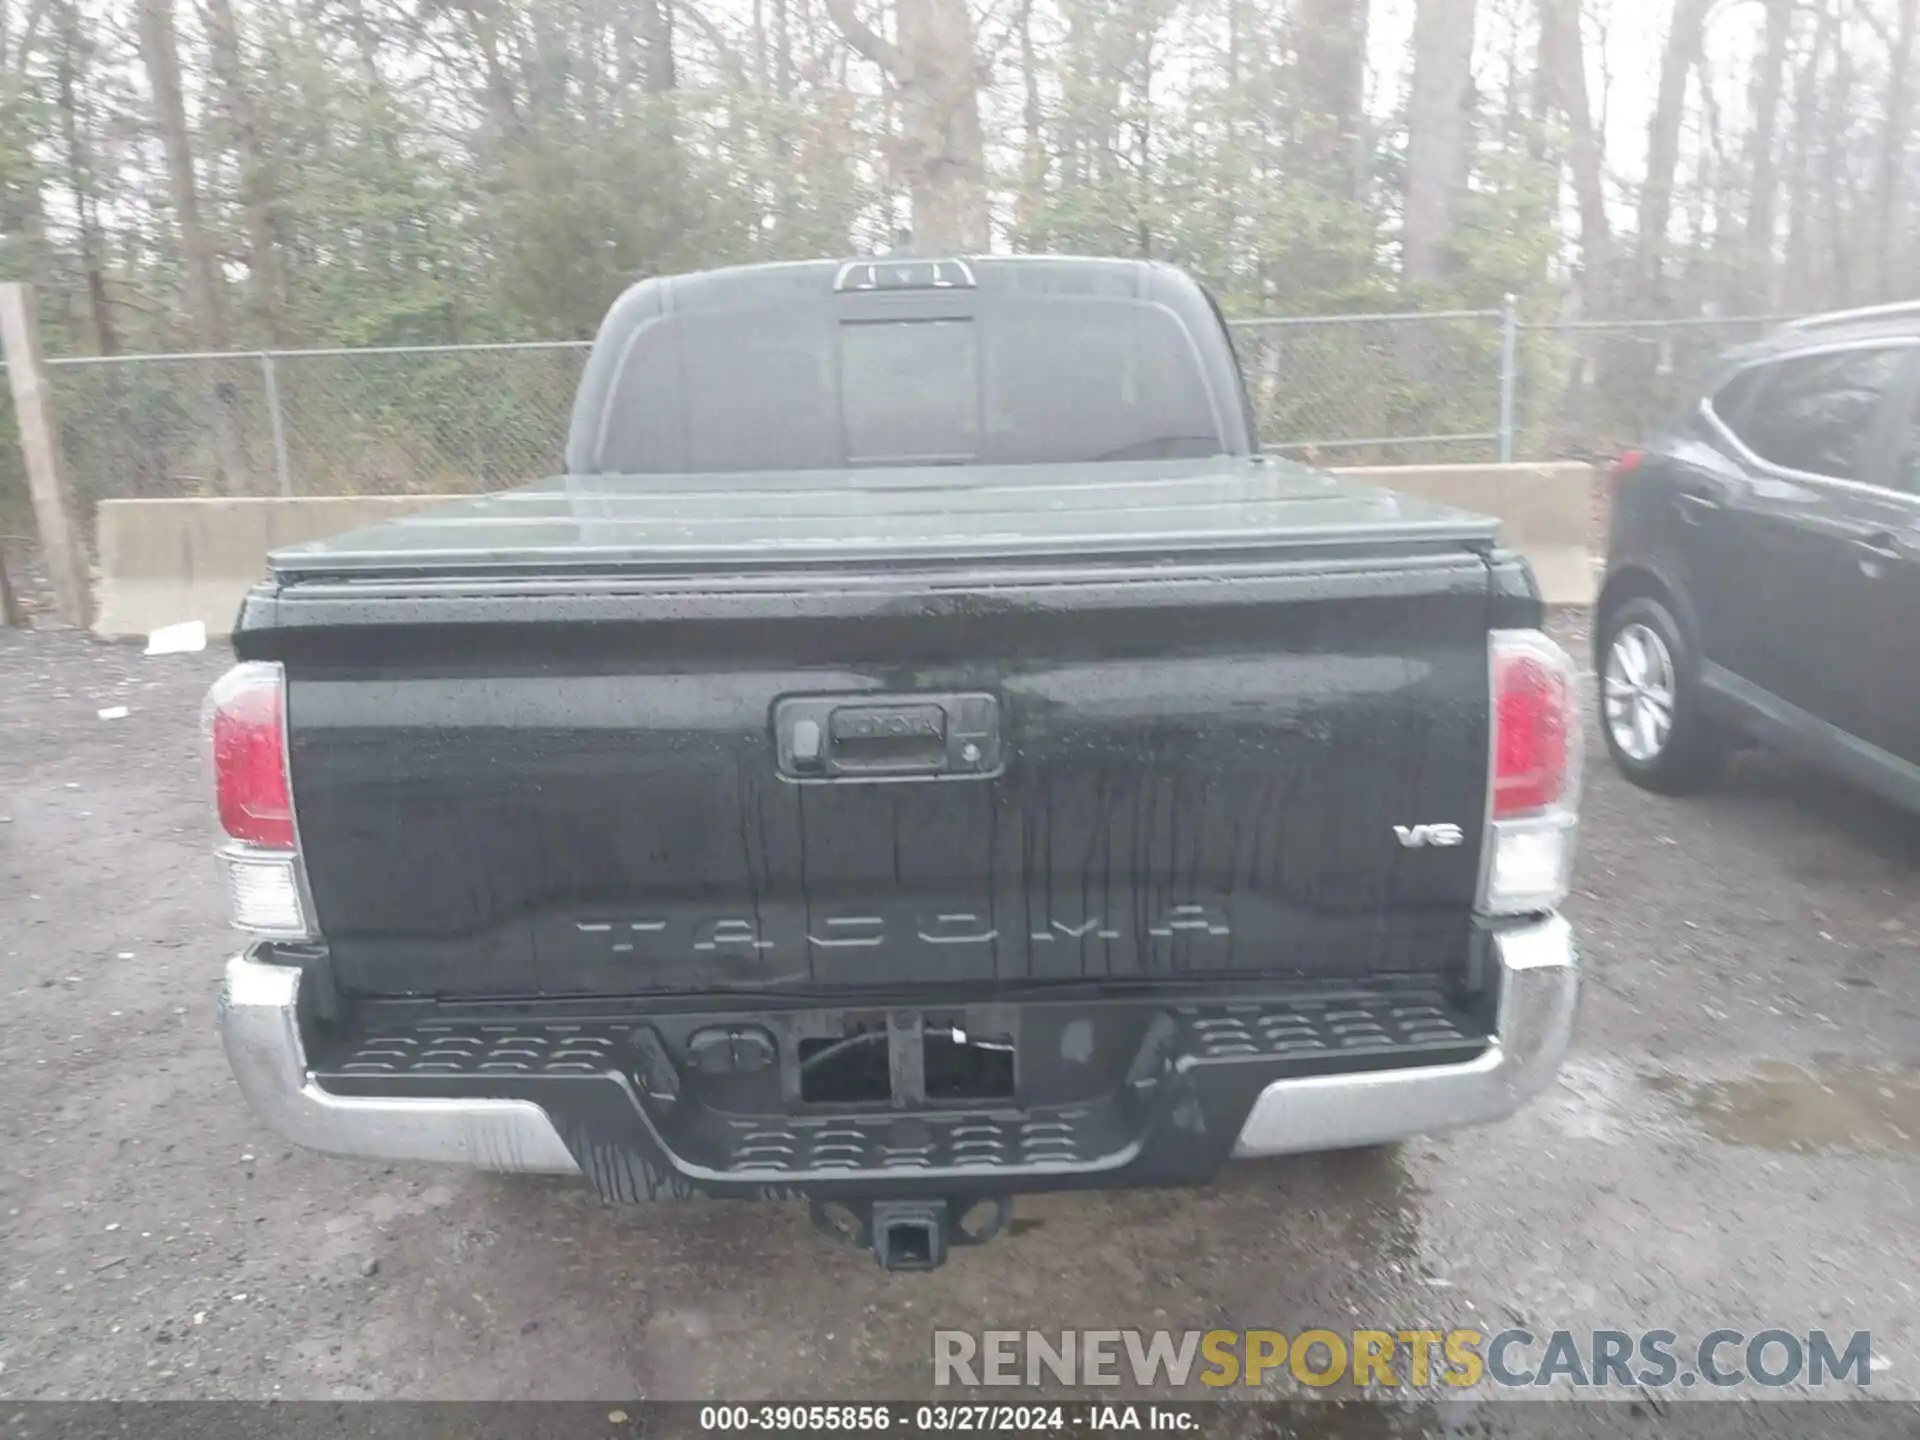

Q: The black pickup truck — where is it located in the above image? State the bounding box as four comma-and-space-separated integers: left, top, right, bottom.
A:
211, 255, 1582, 1270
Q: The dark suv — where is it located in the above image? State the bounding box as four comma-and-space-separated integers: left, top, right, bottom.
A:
1596, 302, 1920, 809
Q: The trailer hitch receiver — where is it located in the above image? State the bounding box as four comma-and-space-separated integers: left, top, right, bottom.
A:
872, 1201, 946, 1271
810, 1196, 1013, 1271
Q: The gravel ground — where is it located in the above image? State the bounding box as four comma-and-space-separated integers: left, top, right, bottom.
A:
2, 615, 1918, 1418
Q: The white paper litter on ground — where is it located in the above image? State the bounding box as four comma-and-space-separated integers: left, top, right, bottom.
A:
97, 706, 130, 720
145, 621, 207, 655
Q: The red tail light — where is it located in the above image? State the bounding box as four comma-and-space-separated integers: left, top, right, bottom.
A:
1492, 637, 1575, 819
207, 663, 294, 849
1609, 448, 1645, 491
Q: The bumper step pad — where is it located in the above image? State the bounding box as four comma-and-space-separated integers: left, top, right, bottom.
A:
309, 983, 1490, 1199
222, 916, 1577, 1198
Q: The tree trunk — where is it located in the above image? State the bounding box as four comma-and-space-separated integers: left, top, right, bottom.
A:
614, 0, 639, 92
1742, 0, 1793, 307
774, 0, 792, 99
826, 0, 988, 253
638, 0, 680, 252
1872, 0, 1916, 298
1689, 51, 1722, 306
1528, 1, 1555, 168
1061, 2, 1093, 189
0, 543, 21, 627
1784, 0, 1833, 309
138, 0, 230, 344
1402, 0, 1477, 284
1292, 0, 1370, 199
201, 0, 288, 345
1637, 0, 1714, 308
1130, 0, 1157, 257
137, 0, 250, 493
1220, 0, 1242, 274
525, 0, 571, 118
454, 0, 528, 141
641, 0, 675, 95
1541, 0, 1610, 314
1821, 28, 1856, 307
898, 0, 987, 252
1014, 0, 1046, 247
752, 0, 767, 90
55, 0, 118, 355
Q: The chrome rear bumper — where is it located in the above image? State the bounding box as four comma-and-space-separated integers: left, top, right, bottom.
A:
218, 957, 579, 1173
218, 915, 1576, 1177
1232, 914, 1578, 1156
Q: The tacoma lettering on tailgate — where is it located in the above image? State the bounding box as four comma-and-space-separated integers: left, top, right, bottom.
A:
572, 902, 1233, 956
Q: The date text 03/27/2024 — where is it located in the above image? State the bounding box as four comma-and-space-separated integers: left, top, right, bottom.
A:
698, 1405, 1191, 1432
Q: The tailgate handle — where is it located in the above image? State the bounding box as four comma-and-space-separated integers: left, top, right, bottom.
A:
830, 704, 949, 772
774, 693, 1002, 782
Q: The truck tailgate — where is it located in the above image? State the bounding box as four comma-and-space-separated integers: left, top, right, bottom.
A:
255, 462, 1506, 999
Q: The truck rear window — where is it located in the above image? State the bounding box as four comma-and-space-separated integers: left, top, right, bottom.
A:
840, 319, 980, 465
594, 299, 1226, 473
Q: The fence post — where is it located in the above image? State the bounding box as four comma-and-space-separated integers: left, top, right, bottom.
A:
0, 543, 21, 626
0, 283, 93, 629
1497, 293, 1519, 464
261, 352, 294, 497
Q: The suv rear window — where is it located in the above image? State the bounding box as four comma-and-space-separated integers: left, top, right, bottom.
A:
1901, 383, 1920, 494
1722, 347, 1907, 481
594, 299, 1225, 473
1707, 366, 1766, 430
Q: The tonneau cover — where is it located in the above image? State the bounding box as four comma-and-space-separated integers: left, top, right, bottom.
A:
267, 458, 1498, 582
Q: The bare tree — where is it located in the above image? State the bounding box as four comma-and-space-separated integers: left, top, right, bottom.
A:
1540, 0, 1612, 313
0, 544, 21, 627
1636, 0, 1715, 307
1403, 0, 1477, 283
0, 0, 52, 281
137, 0, 250, 492
640, 0, 679, 221
54, 0, 117, 355
1867, 0, 1916, 297
641, 0, 676, 96
201, 0, 288, 345
1742, 0, 1794, 307
825, 0, 988, 252
1096, 0, 1171, 257
774, 0, 792, 99
1819, 13, 1856, 304
1783, 0, 1834, 307
15, 0, 1920, 388
1013, 0, 1046, 246
1293, 0, 1371, 199
138, 0, 232, 351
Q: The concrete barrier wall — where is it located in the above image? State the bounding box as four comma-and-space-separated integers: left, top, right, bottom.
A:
94, 496, 446, 640
91, 463, 1596, 639
1335, 461, 1595, 612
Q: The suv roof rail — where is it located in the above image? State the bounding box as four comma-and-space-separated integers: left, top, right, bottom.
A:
1779, 300, 1920, 333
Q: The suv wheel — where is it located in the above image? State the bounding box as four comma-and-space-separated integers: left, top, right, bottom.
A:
1598, 596, 1726, 793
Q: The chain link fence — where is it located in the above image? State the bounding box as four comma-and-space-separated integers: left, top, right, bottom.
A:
28, 342, 591, 521
1231, 309, 1511, 464
0, 310, 1806, 546
1513, 316, 1791, 461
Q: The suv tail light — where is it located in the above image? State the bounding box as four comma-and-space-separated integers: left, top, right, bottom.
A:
205, 662, 313, 938
1481, 630, 1583, 916
1608, 448, 1645, 492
